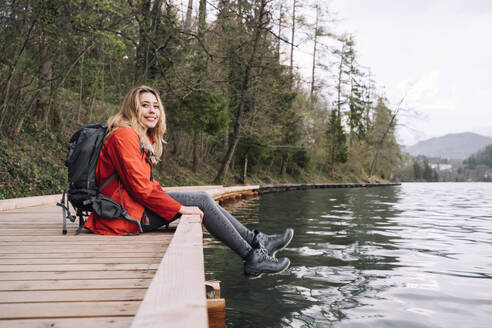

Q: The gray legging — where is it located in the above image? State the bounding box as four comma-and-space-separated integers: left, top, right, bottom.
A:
143, 191, 254, 258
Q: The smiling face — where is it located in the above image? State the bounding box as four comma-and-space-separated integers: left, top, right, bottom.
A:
139, 92, 161, 131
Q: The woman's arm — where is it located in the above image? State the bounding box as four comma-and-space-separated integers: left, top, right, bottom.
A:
105, 127, 181, 221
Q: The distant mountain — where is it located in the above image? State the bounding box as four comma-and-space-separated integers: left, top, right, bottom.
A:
475, 127, 492, 138
404, 132, 492, 159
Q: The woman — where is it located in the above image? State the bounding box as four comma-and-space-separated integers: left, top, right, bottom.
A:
84, 85, 293, 278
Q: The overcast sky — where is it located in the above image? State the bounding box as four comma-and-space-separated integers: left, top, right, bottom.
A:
294, 0, 492, 146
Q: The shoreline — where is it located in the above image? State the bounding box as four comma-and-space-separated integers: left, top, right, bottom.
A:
0, 183, 401, 211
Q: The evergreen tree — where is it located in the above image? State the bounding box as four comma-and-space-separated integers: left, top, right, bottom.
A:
413, 161, 423, 180
423, 160, 433, 181
326, 109, 347, 174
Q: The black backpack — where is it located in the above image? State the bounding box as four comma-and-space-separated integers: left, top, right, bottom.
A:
57, 123, 142, 234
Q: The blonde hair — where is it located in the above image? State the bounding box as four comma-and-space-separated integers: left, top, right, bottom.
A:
107, 86, 166, 163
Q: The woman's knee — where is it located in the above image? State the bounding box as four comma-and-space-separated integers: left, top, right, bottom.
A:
195, 191, 213, 202
194, 192, 217, 212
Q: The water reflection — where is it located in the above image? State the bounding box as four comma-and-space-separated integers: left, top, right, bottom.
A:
204, 183, 492, 328
205, 187, 403, 326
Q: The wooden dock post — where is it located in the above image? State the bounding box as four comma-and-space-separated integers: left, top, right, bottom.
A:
206, 280, 225, 328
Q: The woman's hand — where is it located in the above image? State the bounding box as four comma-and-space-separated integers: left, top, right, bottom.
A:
178, 206, 204, 223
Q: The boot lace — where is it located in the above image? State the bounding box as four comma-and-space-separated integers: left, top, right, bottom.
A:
257, 247, 278, 263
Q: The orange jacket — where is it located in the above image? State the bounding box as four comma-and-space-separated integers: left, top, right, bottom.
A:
84, 126, 181, 235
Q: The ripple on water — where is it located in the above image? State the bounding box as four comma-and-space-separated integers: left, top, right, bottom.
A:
205, 183, 492, 328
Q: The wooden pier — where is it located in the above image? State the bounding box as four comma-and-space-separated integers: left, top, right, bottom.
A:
0, 182, 395, 327
0, 185, 258, 328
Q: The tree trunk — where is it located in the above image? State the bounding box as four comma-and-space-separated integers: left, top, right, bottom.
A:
310, 5, 319, 107
214, 0, 268, 184
242, 153, 248, 183
289, 0, 296, 81
198, 0, 206, 36
0, 20, 35, 130
192, 131, 200, 173
78, 54, 84, 123
223, 126, 229, 152
171, 132, 178, 155
280, 155, 287, 175
0, 69, 15, 130
214, 96, 245, 183
135, 0, 152, 82
39, 33, 53, 129
184, 0, 193, 33
336, 50, 343, 115
368, 110, 398, 179
329, 50, 345, 173
14, 91, 37, 136
277, 3, 283, 62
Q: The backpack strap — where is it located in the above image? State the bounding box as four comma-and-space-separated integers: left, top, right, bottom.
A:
99, 173, 118, 192
141, 146, 154, 182
122, 211, 143, 233
75, 209, 86, 235
96, 173, 143, 233
144, 151, 154, 182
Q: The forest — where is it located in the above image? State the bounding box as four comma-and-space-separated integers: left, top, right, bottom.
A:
0, 0, 402, 199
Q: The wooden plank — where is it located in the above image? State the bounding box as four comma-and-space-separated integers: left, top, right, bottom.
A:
0, 228, 173, 236
0, 194, 60, 211
0, 235, 172, 242
0, 241, 171, 246
0, 252, 165, 259
0, 215, 59, 220
0, 263, 159, 272
0, 240, 168, 246
0, 223, 68, 226
0, 270, 156, 281
0, 238, 170, 244
131, 214, 208, 328
0, 317, 133, 328
0, 204, 58, 211
0, 229, 87, 235
0, 279, 151, 291
0, 219, 64, 224
0, 257, 162, 265
0, 245, 167, 253
0, 301, 140, 319
0, 289, 146, 303
0, 211, 77, 216
0, 224, 64, 227
0, 242, 168, 249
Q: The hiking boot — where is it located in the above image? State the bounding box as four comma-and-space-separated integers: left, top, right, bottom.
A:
243, 246, 290, 279
252, 228, 294, 256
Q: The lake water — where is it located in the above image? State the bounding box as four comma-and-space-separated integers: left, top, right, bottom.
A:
204, 183, 492, 328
